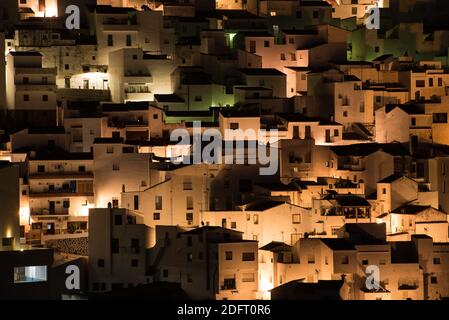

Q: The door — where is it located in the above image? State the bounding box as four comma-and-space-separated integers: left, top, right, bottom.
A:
305, 126, 311, 139
83, 79, 89, 89
293, 126, 300, 139
49, 201, 55, 214
325, 129, 331, 143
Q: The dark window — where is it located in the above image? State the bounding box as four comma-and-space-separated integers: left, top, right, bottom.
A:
264, 40, 270, 47
187, 236, 192, 247
42, 95, 48, 101
134, 195, 139, 210
187, 253, 193, 261
122, 147, 134, 153
114, 215, 123, 225
111, 238, 119, 253
131, 238, 139, 253
107, 34, 113, 46
2, 237, 13, 246
411, 117, 416, 126
153, 212, 160, 220
433, 113, 448, 123
131, 259, 138, 267
313, 10, 319, 18
163, 269, 168, 277
242, 252, 255, 261
24, 94, 29, 101
431, 276, 438, 284
434, 257, 441, 264
37, 165, 45, 173
362, 259, 369, 265
429, 78, 434, 87
98, 259, 104, 267
78, 166, 86, 172
126, 34, 132, 46
225, 251, 233, 260
63, 200, 70, 208
416, 80, 425, 88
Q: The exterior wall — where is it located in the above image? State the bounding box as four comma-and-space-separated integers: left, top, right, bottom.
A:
88, 208, 152, 292
216, 242, 259, 300
0, 164, 20, 250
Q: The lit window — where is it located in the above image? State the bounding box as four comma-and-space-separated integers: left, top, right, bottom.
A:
14, 266, 47, 283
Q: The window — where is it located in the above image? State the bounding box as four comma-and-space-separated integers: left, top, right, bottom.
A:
434, 257, 441, 264
230, 123, 239, 130
187, 253, 193, 262
280, 53, 286, 61
186, 196, 193, 210
153, 212, 160, 220
134, 195, 139, 210
2, 237, 13, 246
114, 215, 123, 225
111, 238, 119, 253
183, 177, 192, 190
126, 34, 132, 46
187, 236, 192, 247
187, 273, 193, 283
334, 129, 339, 137
98, 259, 104, 268
107, 146, 114, 153
14, 266, 47, 283
155, 196, 162, 210
253, 214, 259, 225
438, 78, 443, 87
163, 269, 168, 277
433, 113, 448, 123
63, 200, 70, 208
382, 188, 386, 194
308, 255, 315, 264
194, 96, 202, 102
242, 252, 255, 261
292, 214, 301, 224
352, 7, 357, 15
431, 276, 438, 284
225, 251, 233, 260
23, 77, 29, 84
341, 256, 349, 264
313, 10, 319, 18
416, 80, 425, 87
107, 34, 113, 46
429, 78, 434, 87
343, 111, 348, 117
37, 165, 45, 173
112, 163, 120, 171
24, 94, 29, 101
411, 117, 416, 126
131, 259, 138, 267
131, 238, 139, 253
362, 259, 369, 265
264, 40, 270, 47
42, 76, 48, 84
379, 259, 386, 265
231, 222, 237, 229
78, 165, 86, 172
186, 212, 193, 222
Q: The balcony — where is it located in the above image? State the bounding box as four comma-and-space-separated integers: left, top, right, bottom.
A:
29, 190, 94, 198
31, 208, 69, 216
29, 172, 94, 180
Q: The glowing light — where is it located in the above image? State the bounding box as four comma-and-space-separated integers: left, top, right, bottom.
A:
80, 203, 95, 216
45, 6, 58, 18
